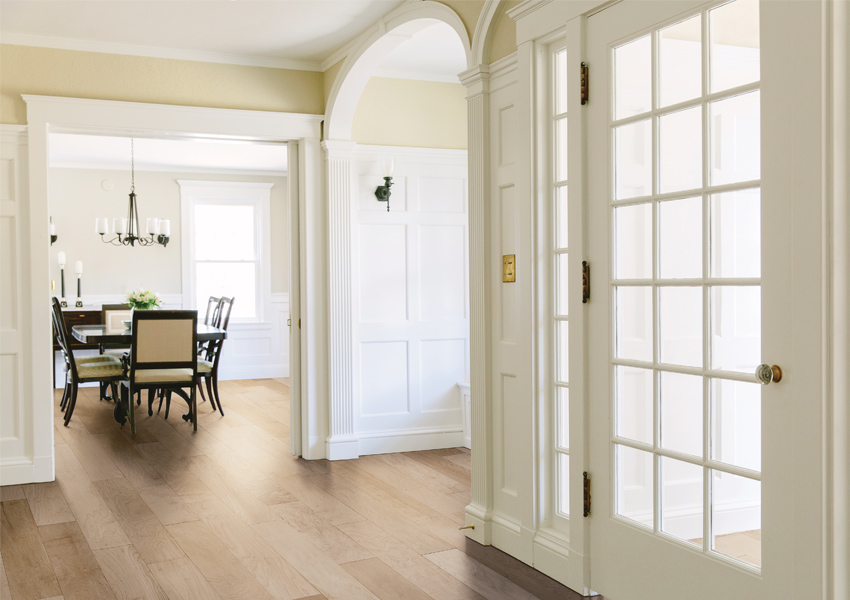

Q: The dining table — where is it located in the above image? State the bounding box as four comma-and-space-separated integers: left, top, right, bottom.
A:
71, 323, 227, 431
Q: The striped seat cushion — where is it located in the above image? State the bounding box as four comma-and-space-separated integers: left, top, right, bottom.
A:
198, 360, 213, 374
77, 362, 124, 379
134, 368, 194, 384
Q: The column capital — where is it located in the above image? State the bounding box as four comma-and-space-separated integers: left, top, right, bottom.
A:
322, 139, 358, 159
460, 65, 491, 98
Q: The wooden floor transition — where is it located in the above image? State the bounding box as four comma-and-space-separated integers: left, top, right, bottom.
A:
0, 378, 590, 600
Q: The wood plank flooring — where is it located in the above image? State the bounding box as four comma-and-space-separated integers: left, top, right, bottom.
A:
0, 379, 588, 600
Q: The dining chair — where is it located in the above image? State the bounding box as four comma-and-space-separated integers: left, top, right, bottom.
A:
98, 303, 133, 401
121, 309, 198, 434
51, 298, 124, 427
197, 295, 234, 416
195, 296, 222, 406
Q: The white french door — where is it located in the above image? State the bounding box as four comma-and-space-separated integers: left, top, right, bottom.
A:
586, 1, 825, 599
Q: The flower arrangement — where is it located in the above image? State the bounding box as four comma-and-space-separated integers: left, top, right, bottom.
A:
126, 289, 162, 310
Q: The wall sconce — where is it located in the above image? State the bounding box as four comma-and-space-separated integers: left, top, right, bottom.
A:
374, 158, 395, 212
49, 217, 57, 245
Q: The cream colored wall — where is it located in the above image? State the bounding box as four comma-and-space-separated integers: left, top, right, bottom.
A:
0, 44, 324, 125
324, 59, 345, 111
48, 168, 289, 298
351, 77, 468, 149
489, 0, 520, 63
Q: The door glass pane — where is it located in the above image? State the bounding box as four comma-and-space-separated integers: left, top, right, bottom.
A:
661, 457, 703, 546
556, 118, 569, 181
555, 49, 568, 114
616, 286, 653, 362
615, 120, 652, 200
614, 35, 652, 119
710, 286, 760, 372
710, 91, 760, 185
659, 106, 703, 193
556, 254, 569, 316
710, 0, 760, 94
615, 366, 653, 444
558, 454, 570, 515
659, 15, 702, 107
659, 197, 702, 279
710, 189, 761, 278
659, 286, 703, 367
660, 371, 703, 457
711, 379, 761, 471
615, 203, 652, 279
615, 445, 654, 528
556, 186, 569, 248
711, 471, 761, 568
557, 387, 569, 448
557, 320, 569, 382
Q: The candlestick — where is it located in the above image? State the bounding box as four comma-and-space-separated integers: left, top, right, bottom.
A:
75, 273, 83, 308
60, 267, 67, 307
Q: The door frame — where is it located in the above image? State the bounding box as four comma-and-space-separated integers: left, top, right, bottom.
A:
20, 95, 322, 479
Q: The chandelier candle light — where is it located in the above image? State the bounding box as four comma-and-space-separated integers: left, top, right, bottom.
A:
57, 251, 67, 307
96, 138, 171, 247
74, 261, 83, 307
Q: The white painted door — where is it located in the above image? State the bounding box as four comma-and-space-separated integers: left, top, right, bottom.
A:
586, 1, 825, 598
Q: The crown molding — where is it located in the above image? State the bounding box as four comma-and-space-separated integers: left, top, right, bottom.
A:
50, 162, 287, 177
1, 33, 323, 72
506, 0, 554, 22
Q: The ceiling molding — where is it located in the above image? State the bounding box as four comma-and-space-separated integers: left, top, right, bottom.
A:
50, 161, 287, 177
1, 32, 323, 71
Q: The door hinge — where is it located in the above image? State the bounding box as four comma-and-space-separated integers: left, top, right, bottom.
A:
583, 471, 591, 517
580, 62, 589, 105
582, 260, 590, 304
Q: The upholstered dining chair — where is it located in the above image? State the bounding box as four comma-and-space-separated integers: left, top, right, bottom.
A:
98, 303, 132, 401
121, 309, 198, 434
197, 296, 234, 416
51, 298, 124, 427
195, 296, 221, 407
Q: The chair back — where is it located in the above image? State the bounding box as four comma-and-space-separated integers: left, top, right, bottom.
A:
204, 297, 234, 368
129, 310, 197, 382
51, 297, 78, 378
203, 296, 222, 326
102, 303, 132, 334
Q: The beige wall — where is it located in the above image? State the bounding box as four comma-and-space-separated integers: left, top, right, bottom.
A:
351, 77, 468, 149
0, 44, 324, 125
48, 168, 289, 298
489, 0, 520, 64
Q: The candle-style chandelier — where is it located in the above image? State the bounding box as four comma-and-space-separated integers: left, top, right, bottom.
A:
96, 138, 170, 247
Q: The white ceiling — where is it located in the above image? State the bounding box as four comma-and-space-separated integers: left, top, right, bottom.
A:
49, 134, 288, 173
0, 0, 467, 81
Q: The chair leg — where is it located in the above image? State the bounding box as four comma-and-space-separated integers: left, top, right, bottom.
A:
205, 377, 218, 416
212, 374, 224, 416
157, 389, 165, 414
63, 382, 78, 427
191, 385, 198, 432
197, 377, 207, 404
110, 382, 119, 403
147, 389, 156, 417
164, 391, 172, 420
60, 378, 71, 411
128, 385, 136, 435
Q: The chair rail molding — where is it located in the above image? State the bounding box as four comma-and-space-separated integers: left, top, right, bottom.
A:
459, 63, 494, 545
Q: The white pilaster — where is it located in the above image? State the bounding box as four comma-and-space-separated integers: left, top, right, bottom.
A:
460, 65, 493, 544
322, 140, 360, 460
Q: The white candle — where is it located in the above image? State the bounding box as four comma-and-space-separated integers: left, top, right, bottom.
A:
381, 158, 395, 177
95, 218, 109, 234
57, 251, 66, 267
146, 218, 159, 235
159, 219, 171, 236
49, 222, 56, 235
114, 218, 128, 234
74, 260, 83, 275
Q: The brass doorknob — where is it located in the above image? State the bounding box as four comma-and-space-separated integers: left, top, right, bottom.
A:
756, 364, 782, 385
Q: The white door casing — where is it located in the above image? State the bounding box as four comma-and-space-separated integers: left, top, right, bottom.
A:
586, 2, 827, 599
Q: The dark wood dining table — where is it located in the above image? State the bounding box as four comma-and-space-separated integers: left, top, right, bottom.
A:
71, 323, 227, 432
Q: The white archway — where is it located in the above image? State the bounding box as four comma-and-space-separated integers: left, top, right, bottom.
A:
321, 1, 472, 460
325, 1, 471, 142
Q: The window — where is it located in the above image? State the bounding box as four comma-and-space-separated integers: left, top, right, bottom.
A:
179, 181, 273, 321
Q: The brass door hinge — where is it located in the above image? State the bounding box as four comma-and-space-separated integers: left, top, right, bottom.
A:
583, 471, 591, 517
582, 261, 590, 304
580, 62, 589, 105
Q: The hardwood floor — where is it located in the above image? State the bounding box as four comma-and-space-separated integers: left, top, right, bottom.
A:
0, 379, 588, 600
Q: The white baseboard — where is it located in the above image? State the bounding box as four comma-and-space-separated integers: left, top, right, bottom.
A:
532, 528, 573, 590
356, 428, 464, 456
0, 454, 54, 485
490, 513, 533, 565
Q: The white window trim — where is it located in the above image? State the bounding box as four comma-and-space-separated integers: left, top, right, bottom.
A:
178, 180, 273, 324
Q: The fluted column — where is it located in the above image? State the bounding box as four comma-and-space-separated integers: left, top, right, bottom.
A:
323, 140, 359, 460
460, 65, 493, 544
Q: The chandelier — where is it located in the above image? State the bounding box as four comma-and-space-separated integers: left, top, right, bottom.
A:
96, 139, 170, 247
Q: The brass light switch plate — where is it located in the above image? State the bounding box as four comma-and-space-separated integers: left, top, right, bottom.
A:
502, 254, 516, 282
